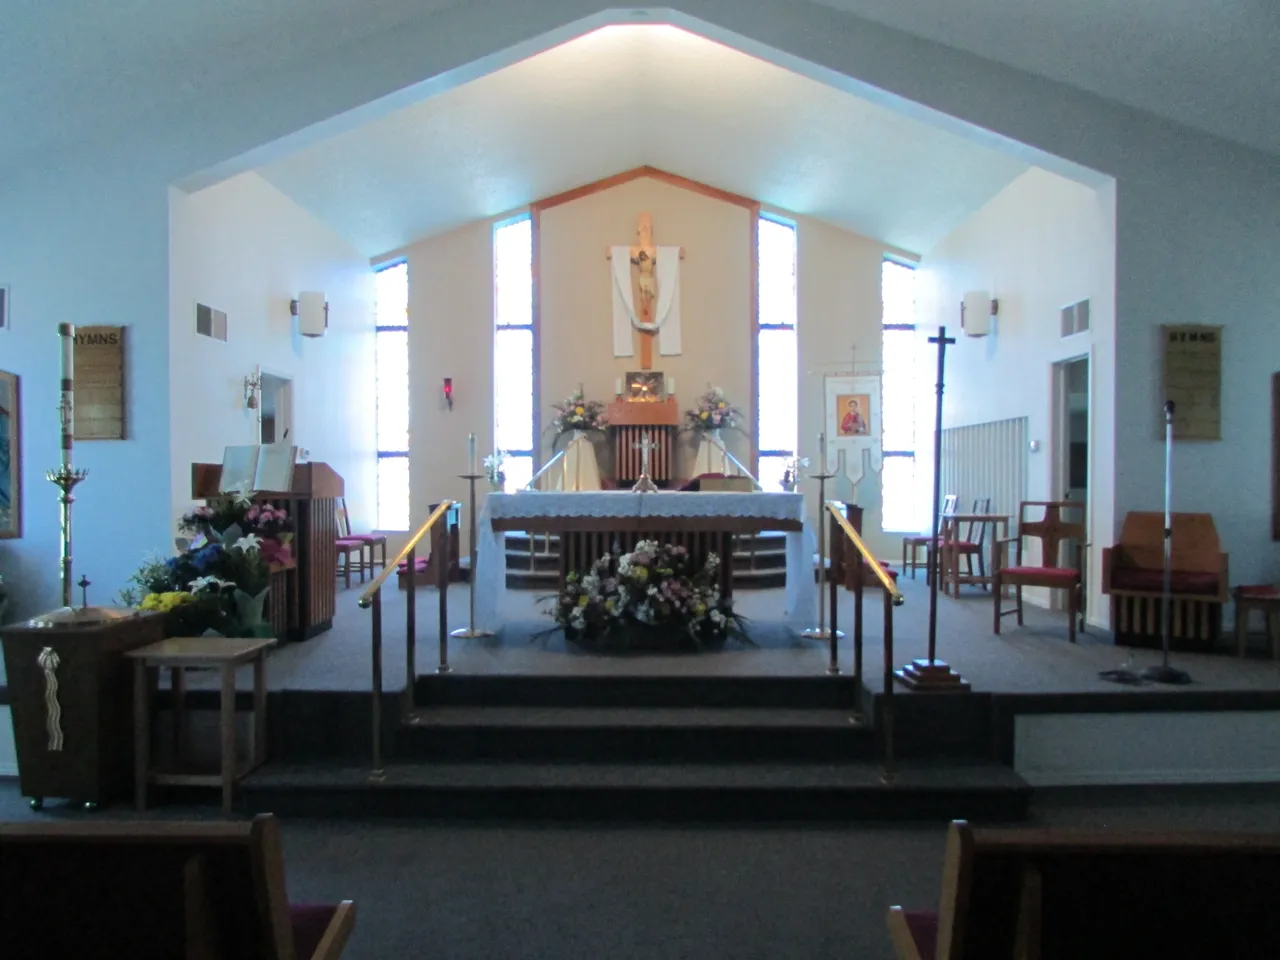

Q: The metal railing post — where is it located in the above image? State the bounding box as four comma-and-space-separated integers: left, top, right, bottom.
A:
853, 534, 865, 691
435, 516, 451, 674
881, 588, 897, 784
403, 547, 417, 717
827, 511, 841, 675
370, 589, 385, 782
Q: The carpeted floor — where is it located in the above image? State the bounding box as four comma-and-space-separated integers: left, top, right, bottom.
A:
161, 577, 1280, 698
2, 781, 1279, 959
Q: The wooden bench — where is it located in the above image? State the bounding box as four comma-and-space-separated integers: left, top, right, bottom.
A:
888, 820, 1280, 960
0, 814, 355, 959
1102, 511, 1229, 651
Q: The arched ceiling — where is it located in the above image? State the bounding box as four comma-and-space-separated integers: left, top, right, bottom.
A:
255, 25, 1030, 256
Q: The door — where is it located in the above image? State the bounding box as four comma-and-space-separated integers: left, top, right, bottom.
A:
259, 374, 293, 445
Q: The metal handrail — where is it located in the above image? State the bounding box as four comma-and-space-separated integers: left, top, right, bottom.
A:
823, 500, 900, 784
525, 450, 566, 490
703, 434, 761, 489
357, 499, 455, 608
357, 498, 456, 782
825, 502, 904, 604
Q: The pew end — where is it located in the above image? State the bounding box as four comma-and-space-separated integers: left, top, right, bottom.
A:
0, 814, 355, 959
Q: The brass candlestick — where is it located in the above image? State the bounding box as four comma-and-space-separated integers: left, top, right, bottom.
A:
46, 465, 88, 609
451, 473, 495, 639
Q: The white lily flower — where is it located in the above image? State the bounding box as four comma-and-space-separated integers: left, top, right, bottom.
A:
234, 533, 264, 552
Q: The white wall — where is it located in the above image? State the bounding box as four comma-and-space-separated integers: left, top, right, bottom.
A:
916, 169, 1116, 623
169, 173, 378, 531
3, 0, 1280, 620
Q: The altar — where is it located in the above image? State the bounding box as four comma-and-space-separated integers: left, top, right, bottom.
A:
474, 491, 817, 634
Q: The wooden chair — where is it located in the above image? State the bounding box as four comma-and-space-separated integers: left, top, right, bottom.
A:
397, 501, 462, 590
334, 535, 365, 590
902, 494, 956, 580
993, 500, 1085, 643
888, 820, 1280, 960
338, 497, 388, 574
939, 497, 993, 596
0, 814, 355, 959
1102, 511, 1229, 651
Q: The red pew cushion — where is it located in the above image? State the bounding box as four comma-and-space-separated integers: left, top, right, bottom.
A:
1111, 568, 1219, 595
290, 903, 339, 960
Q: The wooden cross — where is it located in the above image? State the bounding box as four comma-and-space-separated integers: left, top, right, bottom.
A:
1021, 503, 1086, 569
606, 212, 685, 370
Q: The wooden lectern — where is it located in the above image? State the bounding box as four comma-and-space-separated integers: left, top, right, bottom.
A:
607, 398, 680, 487
192, 462, 343, 642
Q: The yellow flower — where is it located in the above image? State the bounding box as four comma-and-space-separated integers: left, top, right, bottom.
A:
575, 405, 585, 415
717, 402, 726, 409
700, 411, 709, 420
578, 595, 589, 607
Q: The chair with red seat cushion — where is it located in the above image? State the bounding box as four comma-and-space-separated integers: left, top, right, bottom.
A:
993, 500, 1086, 643
939, 497, 993, 596
337, 498, 387, 575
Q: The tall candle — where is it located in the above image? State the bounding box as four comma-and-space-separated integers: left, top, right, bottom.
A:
615, 377, 623, 396
58, 322, 75, 467
818, 431, 827, 467
468, 433, 477, 475
668, 376, 676, 397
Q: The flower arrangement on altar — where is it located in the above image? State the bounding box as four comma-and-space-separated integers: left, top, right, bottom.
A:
544, 540, 748, 651
549, 388, 608, 438
483, 450, 507, 490
120, 528, 274, 639
684, 386, 741, 435
781, 455, 810, 491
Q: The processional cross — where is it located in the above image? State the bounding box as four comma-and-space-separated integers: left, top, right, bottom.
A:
632, 434, 659, 492
606, 212, 685, 370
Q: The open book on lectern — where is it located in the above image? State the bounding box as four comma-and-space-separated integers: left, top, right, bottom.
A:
219, 444, 298, 494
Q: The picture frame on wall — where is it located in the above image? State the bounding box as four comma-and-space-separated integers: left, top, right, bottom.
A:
823, 373, 882, 476
0, 369, 21, 539
0, 285, 9, 331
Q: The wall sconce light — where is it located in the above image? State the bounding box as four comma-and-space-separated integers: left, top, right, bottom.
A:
443, 377, 454, 410
244, 366, 262, 410
961, 291, 999, 338
290, 291, 329, 337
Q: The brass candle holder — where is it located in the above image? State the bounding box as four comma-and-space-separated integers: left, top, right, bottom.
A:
46, 464, 88, 608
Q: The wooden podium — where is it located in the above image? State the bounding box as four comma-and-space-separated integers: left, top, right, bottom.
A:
191, 461, 343, 642
607, 398, 680, 487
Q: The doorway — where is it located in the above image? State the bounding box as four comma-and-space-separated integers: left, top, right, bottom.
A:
259, 373, 293, 445
1055, 357, 1089, 504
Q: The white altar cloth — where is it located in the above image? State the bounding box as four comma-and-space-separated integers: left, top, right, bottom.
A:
474, 491, 817, 634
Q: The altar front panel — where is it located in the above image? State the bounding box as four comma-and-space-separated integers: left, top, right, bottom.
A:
476, 492, 816, 633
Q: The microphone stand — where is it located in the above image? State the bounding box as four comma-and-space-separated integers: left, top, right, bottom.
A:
1140, 401, 1191, 685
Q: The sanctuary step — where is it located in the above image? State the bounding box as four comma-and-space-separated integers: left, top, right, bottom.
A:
240, 674, 1032, 822
503, 530, 788, 590
240, 759, 1031, 822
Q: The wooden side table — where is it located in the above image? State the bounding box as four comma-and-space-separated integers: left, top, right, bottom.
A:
128, 637, 276, 815
1233, 585, 1280, 659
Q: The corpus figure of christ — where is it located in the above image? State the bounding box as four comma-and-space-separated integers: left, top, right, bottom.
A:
607, 212, 684, 370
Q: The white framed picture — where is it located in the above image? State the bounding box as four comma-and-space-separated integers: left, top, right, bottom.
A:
0, 286, 9, 331
824, 374, 882, 479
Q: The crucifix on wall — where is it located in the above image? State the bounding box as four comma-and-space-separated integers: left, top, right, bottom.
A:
607, 212, 685, 370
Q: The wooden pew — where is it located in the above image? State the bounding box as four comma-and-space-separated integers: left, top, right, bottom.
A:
888, 820, 1280, 960
0, 814, 354, 959
1102, 511, 1229, 651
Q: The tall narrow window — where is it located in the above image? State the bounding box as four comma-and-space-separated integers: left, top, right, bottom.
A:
375, 260, 409, 531
880, 259, 925, 533
757, 215, 798, 490
494, 216, 534, 491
